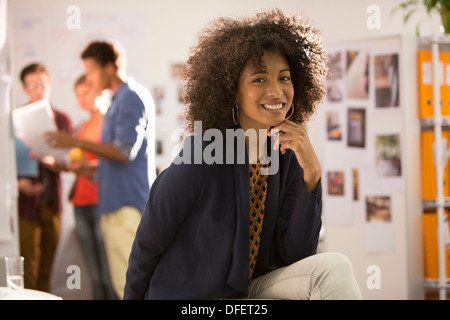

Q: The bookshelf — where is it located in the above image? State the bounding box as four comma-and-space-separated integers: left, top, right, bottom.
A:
418, 34, 450, 300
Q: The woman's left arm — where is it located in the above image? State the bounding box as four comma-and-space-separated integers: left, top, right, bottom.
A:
276, 164, 322, 265
270, 120, 322, 264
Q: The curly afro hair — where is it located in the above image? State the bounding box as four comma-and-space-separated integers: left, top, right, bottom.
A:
182, 8, 328, 134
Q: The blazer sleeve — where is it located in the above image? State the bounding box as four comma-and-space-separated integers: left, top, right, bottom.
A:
275, 158, 323, 265
123, 158, 202, 299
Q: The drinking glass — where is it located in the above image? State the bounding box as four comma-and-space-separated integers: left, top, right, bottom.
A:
4, 256, 24, 293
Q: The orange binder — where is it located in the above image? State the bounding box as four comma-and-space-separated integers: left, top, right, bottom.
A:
421, 130, 450, 200
422, 211, 450, 279
418, 50, 449, 118
442, 52, 450, 116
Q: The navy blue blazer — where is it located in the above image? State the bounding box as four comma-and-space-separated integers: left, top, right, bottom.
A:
123, 133, 322, 299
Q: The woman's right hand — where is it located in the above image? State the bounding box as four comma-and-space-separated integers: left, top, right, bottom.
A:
69, 159, 98, 180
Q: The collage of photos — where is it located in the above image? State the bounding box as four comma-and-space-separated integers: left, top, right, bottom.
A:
152, 63, 189, 174
322, 45, 403, 252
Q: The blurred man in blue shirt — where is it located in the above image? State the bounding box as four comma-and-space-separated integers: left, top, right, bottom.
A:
46, 41, 155, 299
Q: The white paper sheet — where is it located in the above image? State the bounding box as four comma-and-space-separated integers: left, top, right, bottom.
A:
323, 166, 355, 225
12, 100, 70, 163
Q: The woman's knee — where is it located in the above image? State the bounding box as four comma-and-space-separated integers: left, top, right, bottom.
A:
307, 252, 362, 299
305, 252, 355, 278
321, 252, 353, 270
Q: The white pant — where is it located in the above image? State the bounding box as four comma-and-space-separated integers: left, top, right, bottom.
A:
247, 252, 363, 300
101, 206, 142, 300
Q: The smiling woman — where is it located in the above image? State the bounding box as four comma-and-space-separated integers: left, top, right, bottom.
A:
124, 9, 362, 300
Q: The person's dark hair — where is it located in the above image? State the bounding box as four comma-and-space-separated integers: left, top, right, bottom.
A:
81, 41, 119, 68
20, 63, 49, 84
183, 9, 328, 134
74, 74, 86, 89
81, 40, 128, 79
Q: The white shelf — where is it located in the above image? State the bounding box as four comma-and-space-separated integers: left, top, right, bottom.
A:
424, 278, 450, 289
418, 35, 450, 51
419, 34, 449, 300
420, 117, 450, 130
422, 198, 450, 210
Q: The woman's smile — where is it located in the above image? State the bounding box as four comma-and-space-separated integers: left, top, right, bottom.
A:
260, 102, 286, 112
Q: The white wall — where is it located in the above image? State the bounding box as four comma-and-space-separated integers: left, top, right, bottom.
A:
7, 0, 441, 299
0, 0, 19, 287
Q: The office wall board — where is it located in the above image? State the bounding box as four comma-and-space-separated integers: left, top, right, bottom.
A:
317, 35, 423, 299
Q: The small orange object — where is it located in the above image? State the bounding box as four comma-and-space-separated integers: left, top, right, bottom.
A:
69, 148, 83, 160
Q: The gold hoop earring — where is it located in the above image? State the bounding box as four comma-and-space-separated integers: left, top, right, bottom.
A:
232, 103, 239, 125
285, 104, 294, 120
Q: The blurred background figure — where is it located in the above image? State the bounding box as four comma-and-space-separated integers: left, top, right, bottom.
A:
45, 41, 156, 299
16, 63, 74, 292
68, 74, 117, 300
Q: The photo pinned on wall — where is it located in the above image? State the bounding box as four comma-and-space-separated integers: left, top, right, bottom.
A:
352, 168, 359, 201
178, 83, 186, 104
156, 139, 163, 155
170, 63, 188, 105
178, 111, 188, 129
366, 195, 391, 222
374, 53, 399, 109
347, 108, 366, 148
327, 170, 344, 196
152, 86, 165, 115
346, 49, 370, 100
364, 194, 395, 253
326, 110, 342, 141
375, 133, 401, 177
171, 63, 187, 79
326, 50, 344, 103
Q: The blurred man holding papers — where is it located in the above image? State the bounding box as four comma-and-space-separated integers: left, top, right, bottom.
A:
13, 63, 74, 292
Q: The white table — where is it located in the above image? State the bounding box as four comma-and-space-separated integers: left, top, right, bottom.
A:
0, 287, 62, 300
